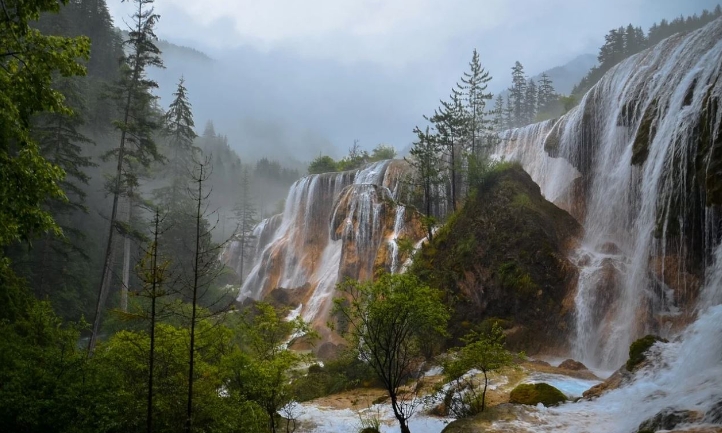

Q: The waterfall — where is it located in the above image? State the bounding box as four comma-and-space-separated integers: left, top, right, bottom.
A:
498, 18, 722, 369
224, 159, 425, 326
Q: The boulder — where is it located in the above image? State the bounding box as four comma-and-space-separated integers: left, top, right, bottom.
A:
558, 359, 588, 371
509, 383, 567, 407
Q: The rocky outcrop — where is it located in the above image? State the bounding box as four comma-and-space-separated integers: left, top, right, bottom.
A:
410, 164, 581, 352
225, 160, 428, 341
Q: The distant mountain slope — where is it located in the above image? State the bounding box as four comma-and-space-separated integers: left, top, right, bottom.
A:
538, 53, 597, 94
497, 53, 597, 99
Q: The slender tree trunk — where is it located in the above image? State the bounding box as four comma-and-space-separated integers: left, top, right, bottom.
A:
88, 45, 141, 355
450, 140, 456, 212
239, 234, 245, 286
424, 177, 433, 242
121, 193, 132, 312
482, 370, 488, 412
390, 394, 411, 433
147, 210, 160, 433
185, 163, 203, 433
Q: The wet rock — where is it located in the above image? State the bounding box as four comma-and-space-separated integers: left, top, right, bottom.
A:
527, 359, 552, 367
583, 366, 633, 399
509, 383, 567, 407
704, 399, 722, 424
558, 359, 588, 371
316, 341, 345, 361
599, 242, 622, 255
637, 408, 704, 433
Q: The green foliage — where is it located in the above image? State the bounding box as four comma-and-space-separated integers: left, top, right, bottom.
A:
292, 355, 379, 401
442, 324, 518, 416
370, 143, 396, 160
0, 298, 90, 432
308, 155, 338, 174
0, 0, 90, 250
334, 273, 449, 433
93, 321, 257, 433
225, 303, 315, 432
626, 335, 667, 371
509, 383, 567, 406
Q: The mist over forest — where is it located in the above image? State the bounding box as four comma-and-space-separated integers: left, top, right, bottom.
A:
3, 1, 722, 433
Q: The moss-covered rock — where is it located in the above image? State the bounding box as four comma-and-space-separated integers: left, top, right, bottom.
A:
509, 383, 567, 407
626, 335, 668, 372
409, 164, 581, 352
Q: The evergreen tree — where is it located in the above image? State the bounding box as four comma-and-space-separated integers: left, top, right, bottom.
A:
493, 95, 504, 131
406, 126, 444, 240
504, 95, 514, 131
537, 73, 556, 113
183, 156, 230, 433
21, 77, 97, 309
90, 0, 165, 353
509, 61, 527, 128
427, 91, 468, 212
455, 49, 493, 155
158, 76, 198, 207
233, 167, 258, 285
524, 78, 538, 124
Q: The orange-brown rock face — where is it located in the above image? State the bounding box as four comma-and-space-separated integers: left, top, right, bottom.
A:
221, 160, 427, 338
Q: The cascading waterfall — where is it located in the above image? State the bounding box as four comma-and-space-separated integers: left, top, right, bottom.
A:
222, 159, 426, 327
497, 18, 722, 369
495, 120, 580, 213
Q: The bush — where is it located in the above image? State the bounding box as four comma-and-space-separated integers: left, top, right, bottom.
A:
308, 155, 338, 174
291, 356, 380, 401
509, 383, 567, 407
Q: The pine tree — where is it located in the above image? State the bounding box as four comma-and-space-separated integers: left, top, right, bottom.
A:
184, 156, 229, 433
493, 95, 504, 131
406, 126, 444, 240
524, 78, 538, 124
427, 91, 468, 212
455, 49, 493, 155
233, 167, 258, 285
158, 76, 198, 208
27, 77, 96, 304
90, 0, 165, 353
537, 73, 556, 113
504, 95, 514, 130
509, 61, 527, 128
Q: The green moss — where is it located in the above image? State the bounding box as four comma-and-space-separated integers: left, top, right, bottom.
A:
497, 262, 537, 298
509, 383, 567, 406
626, 335, 667, 371
512, 192, 532, 209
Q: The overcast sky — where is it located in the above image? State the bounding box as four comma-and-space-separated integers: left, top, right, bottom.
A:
107, 0, 718, 163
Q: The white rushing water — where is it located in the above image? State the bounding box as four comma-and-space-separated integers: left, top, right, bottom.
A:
226, 160, 418, 325
497, 18, 722, 369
